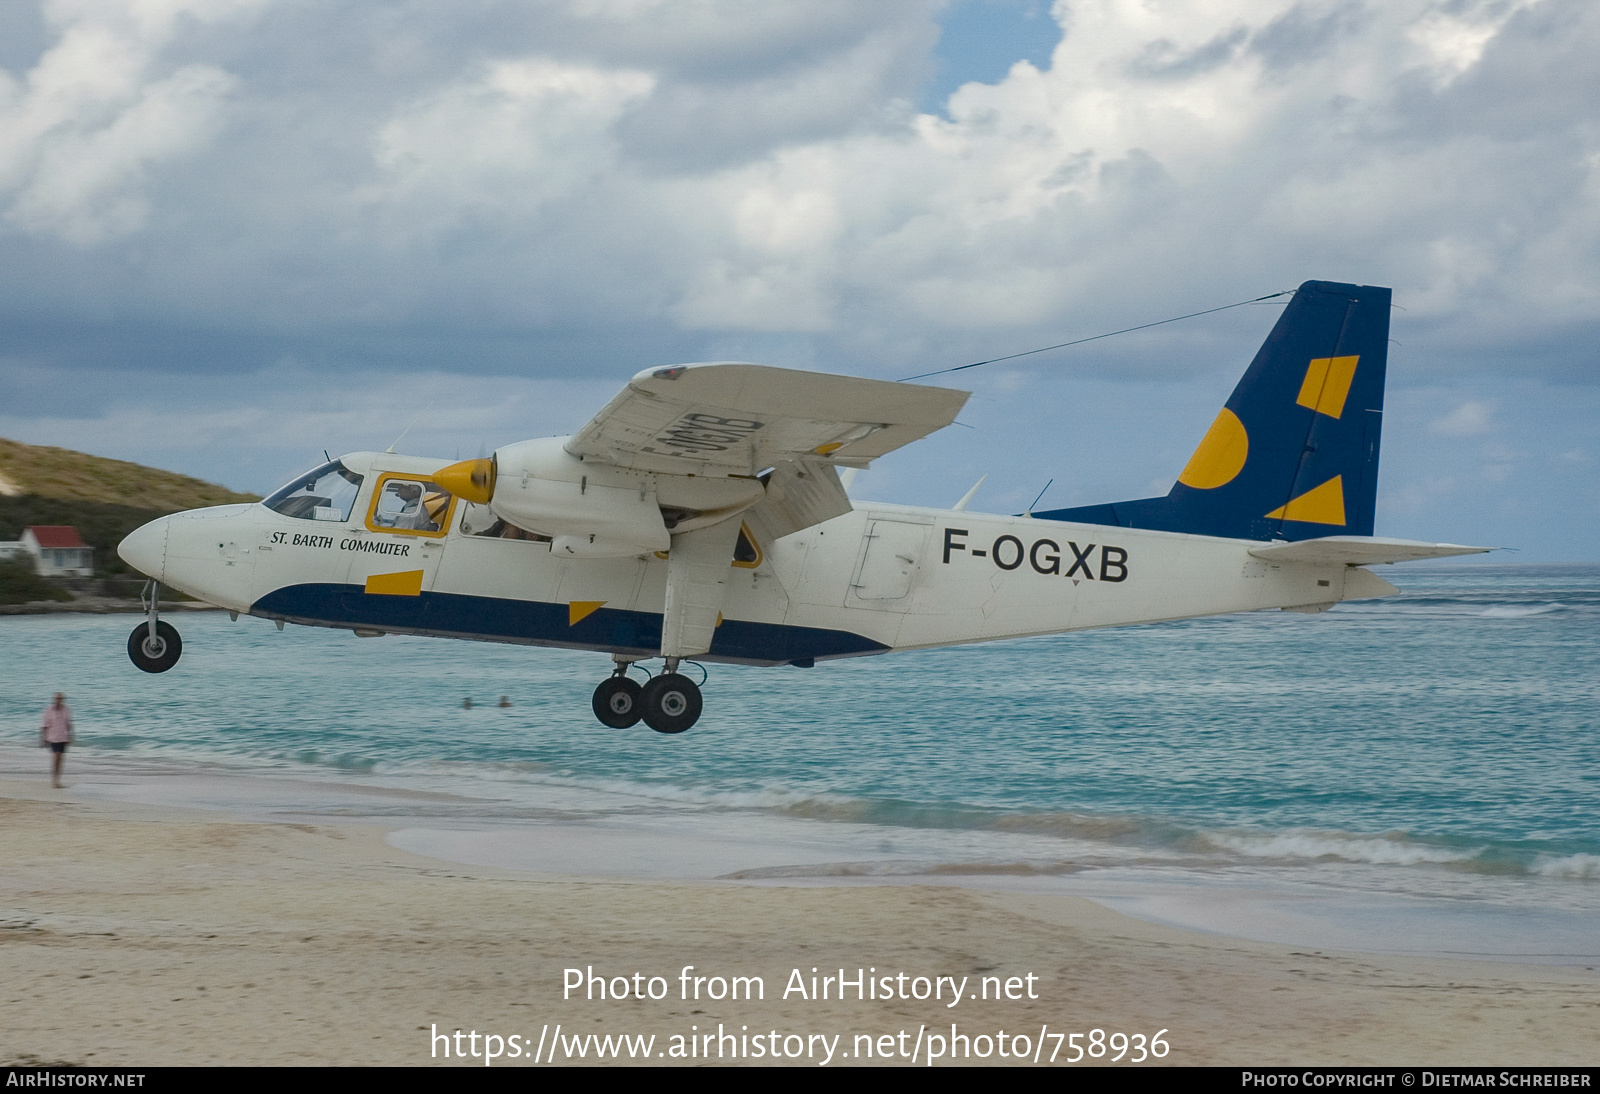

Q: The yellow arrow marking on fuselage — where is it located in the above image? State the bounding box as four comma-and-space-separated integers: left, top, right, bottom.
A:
569, 601, 606, 625
364, 570, 424, 596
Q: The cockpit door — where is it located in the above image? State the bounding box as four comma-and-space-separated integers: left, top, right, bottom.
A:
340, 473, 459, 627
254, 459, 365, 604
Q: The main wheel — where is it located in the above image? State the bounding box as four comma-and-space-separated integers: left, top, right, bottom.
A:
592, 676, 643, 728
639, 673, 702, 734
127, 620, 182, 673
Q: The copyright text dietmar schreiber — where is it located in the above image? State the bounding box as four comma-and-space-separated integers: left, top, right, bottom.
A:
427, 964, 1171, 1065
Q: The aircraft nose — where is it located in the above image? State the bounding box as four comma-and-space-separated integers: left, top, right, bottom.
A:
118, 516, 170, 581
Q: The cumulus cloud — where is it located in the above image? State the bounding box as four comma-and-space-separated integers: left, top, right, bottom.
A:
369, 59, 655, 221
0, 0, 263, 243
0, 0, 1594, 379
1430, 399, 1496, 435
719, 0, 1600, 353
2, 0, 1600, 556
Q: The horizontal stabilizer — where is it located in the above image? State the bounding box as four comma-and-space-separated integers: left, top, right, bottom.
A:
1343, 567, 1400, 599
1247, 536, 1489, 566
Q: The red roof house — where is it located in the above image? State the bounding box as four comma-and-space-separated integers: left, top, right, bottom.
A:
20, 526, 94, 576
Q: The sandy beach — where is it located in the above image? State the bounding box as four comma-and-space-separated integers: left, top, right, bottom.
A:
3, 773, 1597, 1068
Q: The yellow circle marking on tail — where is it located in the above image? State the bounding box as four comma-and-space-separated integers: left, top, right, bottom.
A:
1177, 408, 1249, 490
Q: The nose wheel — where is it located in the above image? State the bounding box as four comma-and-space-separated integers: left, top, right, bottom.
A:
128, 620, 182, 673
128, 581, 182, 673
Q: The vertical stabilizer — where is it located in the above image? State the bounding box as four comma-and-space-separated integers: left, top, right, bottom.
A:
1035, 280, 1390, 541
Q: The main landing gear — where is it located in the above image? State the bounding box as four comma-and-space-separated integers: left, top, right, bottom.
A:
127, 580, 183, 673
591, 658, 703, 734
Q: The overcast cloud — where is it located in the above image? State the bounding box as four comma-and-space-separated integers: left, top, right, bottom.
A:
1, 0, 1596, 556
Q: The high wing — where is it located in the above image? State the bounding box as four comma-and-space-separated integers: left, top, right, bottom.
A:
566, 363, 968, 476
565, 362, 968, 538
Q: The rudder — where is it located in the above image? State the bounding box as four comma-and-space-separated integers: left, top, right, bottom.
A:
1034, 280, 1390, 542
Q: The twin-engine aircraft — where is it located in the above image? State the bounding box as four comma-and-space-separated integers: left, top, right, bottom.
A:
118, 280, 1484, 733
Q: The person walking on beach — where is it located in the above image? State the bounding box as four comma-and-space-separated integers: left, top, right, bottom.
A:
40, 692, 72, 788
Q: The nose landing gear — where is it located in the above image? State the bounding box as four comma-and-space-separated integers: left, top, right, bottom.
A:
127, 581, 183, 673
590, 658, 704, 733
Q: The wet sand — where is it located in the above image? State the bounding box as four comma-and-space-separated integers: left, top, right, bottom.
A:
3, 779, 1597, 1067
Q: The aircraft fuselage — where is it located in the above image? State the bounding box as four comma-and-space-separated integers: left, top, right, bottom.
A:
121, 449, 1379, 669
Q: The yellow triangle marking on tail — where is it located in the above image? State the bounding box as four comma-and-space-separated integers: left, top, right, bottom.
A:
1265, 475, 1346, 525
364, 570, 424, 596
569, 601, 606, 625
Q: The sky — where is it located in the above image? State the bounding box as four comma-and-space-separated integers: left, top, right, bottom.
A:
0, 0, 1596, 559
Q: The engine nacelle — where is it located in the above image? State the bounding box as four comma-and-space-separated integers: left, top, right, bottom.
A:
434, 437, 769, 558
485, 438, 669, 558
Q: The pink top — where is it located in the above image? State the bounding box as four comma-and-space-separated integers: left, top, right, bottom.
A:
41, 705, 72, 744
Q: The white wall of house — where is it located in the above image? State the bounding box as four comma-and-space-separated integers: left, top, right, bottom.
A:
18, 530, 94, 577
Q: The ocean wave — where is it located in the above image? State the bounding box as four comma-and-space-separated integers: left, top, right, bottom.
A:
770, 797, 1204, 848
1204, 830, 1482, 867
1532, 853, 1600, 880
720, 859, 1088, 880
1480, 603, 1565, 618
1351, 595, 1592, 613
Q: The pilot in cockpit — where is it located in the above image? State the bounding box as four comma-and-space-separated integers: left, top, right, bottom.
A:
389, 482, 428, 529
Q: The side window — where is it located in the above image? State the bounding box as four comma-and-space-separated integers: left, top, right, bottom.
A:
366, 475, 455, 537
733, 524, 762, 568
264, 461, 364, 522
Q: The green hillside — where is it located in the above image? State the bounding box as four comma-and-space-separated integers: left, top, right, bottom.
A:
0, 439, 260, 576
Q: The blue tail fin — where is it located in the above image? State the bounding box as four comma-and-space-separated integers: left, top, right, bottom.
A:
1034, 280, 1390, 542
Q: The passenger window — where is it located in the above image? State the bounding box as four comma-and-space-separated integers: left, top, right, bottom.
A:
733, 525, 762, 568
458, 500, 552, 543
367, 476, 454, 536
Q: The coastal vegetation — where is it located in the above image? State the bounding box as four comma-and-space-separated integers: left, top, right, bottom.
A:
0, 557, 73, 605
0, 438, 258, 579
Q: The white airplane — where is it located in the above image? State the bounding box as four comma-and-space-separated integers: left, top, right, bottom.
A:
118, 280, 1485, 733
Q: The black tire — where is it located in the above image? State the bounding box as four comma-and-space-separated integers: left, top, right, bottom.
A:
640, 673, 702, 734
127, 621, 182, 673
592, 676, 643, 728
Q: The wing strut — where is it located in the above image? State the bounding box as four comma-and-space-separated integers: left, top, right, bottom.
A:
659, 515, 744, 664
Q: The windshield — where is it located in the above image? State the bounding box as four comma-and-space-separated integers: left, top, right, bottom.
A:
263, 460, 365, 522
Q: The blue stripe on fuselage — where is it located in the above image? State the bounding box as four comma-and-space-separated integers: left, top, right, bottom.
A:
249, 583, 889, 665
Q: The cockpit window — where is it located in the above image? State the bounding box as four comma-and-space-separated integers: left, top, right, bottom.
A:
263, 461, 364, 522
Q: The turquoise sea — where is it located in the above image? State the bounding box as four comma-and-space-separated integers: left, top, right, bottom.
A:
4, 563, 1598, 961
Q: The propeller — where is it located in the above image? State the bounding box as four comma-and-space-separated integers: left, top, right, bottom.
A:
435, 456, 496, 504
